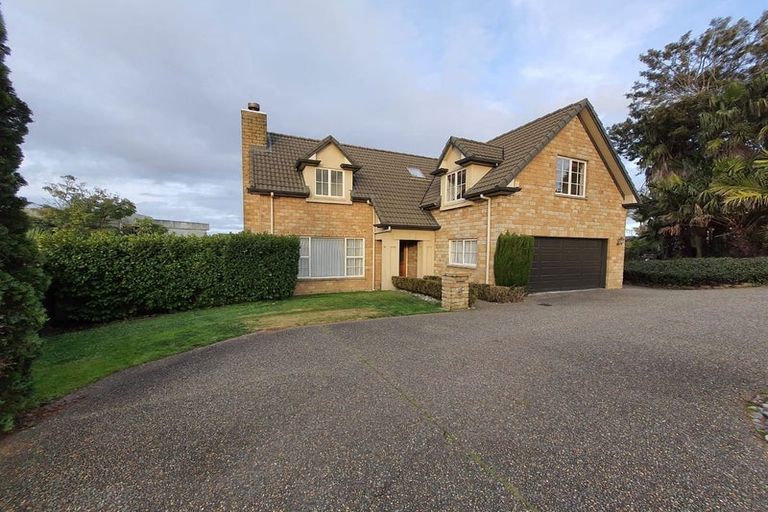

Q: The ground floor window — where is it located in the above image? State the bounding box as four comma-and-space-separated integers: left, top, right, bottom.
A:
298, 237, 364, 278
449, 239, 477, 267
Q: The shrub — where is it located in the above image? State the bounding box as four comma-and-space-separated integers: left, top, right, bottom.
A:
494, 232, 533, 287
470, 283, 526, 303
37, 231, 300, 324
392, 276, 442, 300
0, 9, 49, 431
392, 276, 525, 306
624, 257, 768, 286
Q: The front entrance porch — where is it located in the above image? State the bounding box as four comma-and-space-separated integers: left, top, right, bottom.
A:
375, 229, 435, 290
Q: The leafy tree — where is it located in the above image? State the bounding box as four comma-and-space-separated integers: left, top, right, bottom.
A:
709, 151, 768, 254
35, 175, 136, 233
611, 12, 768, 257
121, 217, 168, 235
0, 9, 48, 430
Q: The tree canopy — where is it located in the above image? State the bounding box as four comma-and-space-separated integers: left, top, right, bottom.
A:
34, 175, 136, 233
611, 12, 768, 257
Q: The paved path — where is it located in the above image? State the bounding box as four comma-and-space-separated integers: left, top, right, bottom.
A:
2, 287, 767, 510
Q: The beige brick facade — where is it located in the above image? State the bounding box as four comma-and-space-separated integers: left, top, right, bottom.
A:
242, 104, 631, 295
244, 194, 375, 294
432, 115, 628, 288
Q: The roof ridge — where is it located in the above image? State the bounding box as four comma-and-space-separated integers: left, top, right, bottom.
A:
268, 132, 321, 143
453, 136, 504, 149
486, 99, 587, 144
340, 141, 436, 161
268, 131, 436, 161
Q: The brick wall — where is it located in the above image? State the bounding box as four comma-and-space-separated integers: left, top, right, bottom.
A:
244, 194, 375, 294
432, 115, 628, 288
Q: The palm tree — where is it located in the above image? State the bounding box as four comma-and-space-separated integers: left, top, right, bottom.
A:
709, 152, 768, 254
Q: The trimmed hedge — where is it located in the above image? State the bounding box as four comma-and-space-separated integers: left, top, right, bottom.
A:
624, 257, 768, 287
392, 276, 525, 305
392, 276, 442, 301
494, 232, 533, 287
470, 283, 526, 303
37, 231, 300, 323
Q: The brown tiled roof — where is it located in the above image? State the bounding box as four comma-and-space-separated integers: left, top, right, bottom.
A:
253, 99, 638, 221
419, 175, 441, 208
464, 100, 586, 197
464, 98, 638, 199
250, 134, 439, 229
452, 137, 504, 163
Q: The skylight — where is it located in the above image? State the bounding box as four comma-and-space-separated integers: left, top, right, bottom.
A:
407, 166, 425, 178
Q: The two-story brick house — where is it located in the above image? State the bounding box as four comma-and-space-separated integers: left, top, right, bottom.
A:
242, 99, 638, 294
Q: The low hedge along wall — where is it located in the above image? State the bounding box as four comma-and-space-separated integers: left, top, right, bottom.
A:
392, 276, 525, 305
391, 276, 442, 301
624, 257, 768, 287
37, 231, 300, 323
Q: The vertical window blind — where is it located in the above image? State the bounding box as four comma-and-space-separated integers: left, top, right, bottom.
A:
299, 237, 364, 278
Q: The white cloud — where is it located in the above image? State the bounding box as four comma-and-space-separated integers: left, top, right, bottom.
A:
4, 0, 760, 230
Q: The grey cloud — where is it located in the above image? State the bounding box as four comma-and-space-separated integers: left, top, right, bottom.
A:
5, 0, 755, 230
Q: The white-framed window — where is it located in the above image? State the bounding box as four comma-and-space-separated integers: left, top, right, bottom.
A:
446, 168, 467, 202
298, 237, 364, 278
449, 239, 477, 267
555, 156, 586, 197
316, 168, 344, 197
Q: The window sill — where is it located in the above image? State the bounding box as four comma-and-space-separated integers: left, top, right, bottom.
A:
448, 263, 477, 269
554, 193, 587, 200
440, 200, 472, 211
306, 197, 353, 205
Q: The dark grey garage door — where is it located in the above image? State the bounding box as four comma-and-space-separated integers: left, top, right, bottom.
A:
528, 237, 607, 293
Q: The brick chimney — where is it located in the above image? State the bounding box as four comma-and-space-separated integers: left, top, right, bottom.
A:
241, 102, 267, 225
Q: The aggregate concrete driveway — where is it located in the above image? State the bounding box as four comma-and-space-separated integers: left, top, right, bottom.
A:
2, 287, 768, 511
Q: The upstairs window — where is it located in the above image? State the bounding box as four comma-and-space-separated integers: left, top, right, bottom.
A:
556, 157, 586, 197
446, 168, 467, 202
316, 168, 344, 197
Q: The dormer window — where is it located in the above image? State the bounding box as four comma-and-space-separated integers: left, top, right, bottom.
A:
446, 168, 466, 202
316, 168, 344, 197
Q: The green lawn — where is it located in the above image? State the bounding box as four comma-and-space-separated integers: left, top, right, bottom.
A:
31, 291, 440, 407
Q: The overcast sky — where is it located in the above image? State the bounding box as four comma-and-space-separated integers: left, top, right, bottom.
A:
4, 0, 762, 232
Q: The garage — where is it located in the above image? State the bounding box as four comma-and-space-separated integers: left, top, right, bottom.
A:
528, 237, 607, 293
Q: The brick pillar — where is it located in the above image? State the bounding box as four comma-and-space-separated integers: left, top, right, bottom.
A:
442, 272, 470, 310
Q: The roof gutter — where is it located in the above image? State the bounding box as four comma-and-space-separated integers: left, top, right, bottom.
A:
455, 156, 502, 167
247, 187, 309, 198
374, 223, 441, 231
464, 186, 521, 200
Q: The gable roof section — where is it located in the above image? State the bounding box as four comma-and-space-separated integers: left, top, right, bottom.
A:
464, 99, 639, 201
299, 135, 361, 170
453, 137, 504, 164
434, 136, 504, 171
250, 133, 439, 229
